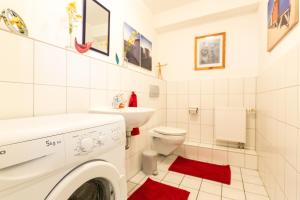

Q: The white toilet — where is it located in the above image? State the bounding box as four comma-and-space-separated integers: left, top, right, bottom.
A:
150, 126, 186, 156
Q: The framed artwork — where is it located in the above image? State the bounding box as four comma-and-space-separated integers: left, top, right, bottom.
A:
123, 23, 153, 71
141, 35, 152, 71
123, 23, 141, 66
194, 32, 226, 71
268, 0, 299, 51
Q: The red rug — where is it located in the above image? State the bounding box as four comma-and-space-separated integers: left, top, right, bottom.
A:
128, 178, 190, 200
169, 156, 231, 184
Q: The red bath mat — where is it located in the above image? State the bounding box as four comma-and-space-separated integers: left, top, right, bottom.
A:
169, 156, 231, 184
128, 178, 190, 200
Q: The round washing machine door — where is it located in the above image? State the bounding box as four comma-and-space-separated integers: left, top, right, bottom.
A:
45, 160, 124, 200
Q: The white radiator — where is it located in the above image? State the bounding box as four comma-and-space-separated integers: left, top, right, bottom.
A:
214, 107, 246, 143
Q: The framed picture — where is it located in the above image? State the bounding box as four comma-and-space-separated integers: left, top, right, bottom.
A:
194, 32, 226, 71
141, 35, 152, 71
123, 23, 141, 66
268, 0, 299, 51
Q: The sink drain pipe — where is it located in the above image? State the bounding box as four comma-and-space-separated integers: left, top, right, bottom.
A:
126, 131, 131, 149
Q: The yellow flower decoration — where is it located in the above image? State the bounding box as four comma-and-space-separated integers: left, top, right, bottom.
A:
75, 14, 82, 20
66, 1, 82, 34
67, 2, 77, 13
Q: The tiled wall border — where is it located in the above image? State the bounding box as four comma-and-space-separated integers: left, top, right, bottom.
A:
174, 142, 257, 170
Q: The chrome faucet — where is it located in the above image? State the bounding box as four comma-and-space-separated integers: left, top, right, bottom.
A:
112, 93, 126, 109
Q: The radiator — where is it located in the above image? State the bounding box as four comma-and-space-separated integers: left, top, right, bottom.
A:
214, 107, 246, 143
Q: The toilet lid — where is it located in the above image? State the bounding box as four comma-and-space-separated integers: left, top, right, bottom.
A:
153, 126, 186, 136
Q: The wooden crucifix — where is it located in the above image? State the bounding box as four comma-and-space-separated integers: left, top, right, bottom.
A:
156, 62, 167, 80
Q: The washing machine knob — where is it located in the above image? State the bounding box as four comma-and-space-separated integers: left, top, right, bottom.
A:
79, 137, 94, 153
96, 136, 104, 146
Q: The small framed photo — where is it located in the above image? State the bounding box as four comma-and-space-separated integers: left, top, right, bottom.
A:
194, 32, 226, 70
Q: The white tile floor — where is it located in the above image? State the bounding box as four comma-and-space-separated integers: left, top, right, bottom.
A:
127, 155, 269, 200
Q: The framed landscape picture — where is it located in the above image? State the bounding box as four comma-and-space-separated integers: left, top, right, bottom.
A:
268, 0, 299, 51
123, 23, 141, 66
194, 32, 226, 70
141, 35, 152, 71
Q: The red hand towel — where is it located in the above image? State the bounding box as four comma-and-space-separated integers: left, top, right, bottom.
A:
128, 91, 140, 136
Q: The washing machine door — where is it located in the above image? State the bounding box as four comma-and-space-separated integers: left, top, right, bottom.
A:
45, 160, 124, 200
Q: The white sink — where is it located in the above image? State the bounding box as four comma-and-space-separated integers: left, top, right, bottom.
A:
90, 107, 155, 131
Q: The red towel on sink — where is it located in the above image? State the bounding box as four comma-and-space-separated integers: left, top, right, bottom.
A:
129, 91, 140, 136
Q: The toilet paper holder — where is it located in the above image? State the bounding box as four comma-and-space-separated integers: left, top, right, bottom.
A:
189, 107, 199, 115
246, 108, 256, 114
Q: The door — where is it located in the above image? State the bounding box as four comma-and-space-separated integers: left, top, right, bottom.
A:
45, 160, 123, 200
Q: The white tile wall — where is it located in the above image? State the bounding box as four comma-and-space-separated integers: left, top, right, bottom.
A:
297, 174, 300, 200
0, 31, 33, 83
90, 89, 107, 108
34, 85, 66, 115
0, 30, 166, 179
214, 94, 228, 107
66, 87, 90, 112
214, 79, 228, 94
107, 64, 121, 90
167, 77, 256, 150
67, 51, 90, 88
256, 46, 300, 200
90, 59, 107, 90
229, 78, 244, 94
188, 80, 201, 94
228, 151, 245, 167
174, 142, 258, 169
0, 82, 33, 119
34, 42, 66, 86
201, 79, 214, 94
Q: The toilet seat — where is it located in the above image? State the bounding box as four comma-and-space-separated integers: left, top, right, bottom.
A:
153, 126, 186, 136
150, 126, 186, 156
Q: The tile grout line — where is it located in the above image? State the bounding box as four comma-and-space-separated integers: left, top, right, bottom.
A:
65, 51, 68, 113
32, 41, 35, 117
195, 178, 203, 200
88, 58, 91, 111
240, 168, 247, 200
221, 182, 223, 199
177, 174, 185, 187
160, 170, 169, 182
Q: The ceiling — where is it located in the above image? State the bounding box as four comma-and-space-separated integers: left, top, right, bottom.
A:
143, 0, 198, 14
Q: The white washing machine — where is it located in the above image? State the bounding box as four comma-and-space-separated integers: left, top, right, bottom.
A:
0, 113, 127, 200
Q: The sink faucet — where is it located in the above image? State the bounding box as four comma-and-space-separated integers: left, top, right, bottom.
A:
112, 93, 126, 109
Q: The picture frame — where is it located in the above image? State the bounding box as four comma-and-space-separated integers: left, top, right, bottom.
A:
123, 23, 153, 71
82, 0, 110, 56
123, 23, 141, 66
194, 32, 226, 71
140, 35, 152, 71
267, 0, 299, 51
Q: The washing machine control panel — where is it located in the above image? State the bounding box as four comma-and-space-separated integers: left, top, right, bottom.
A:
0, 114, 126, 190
79, 137, 94, 153
65, 121, 125, 162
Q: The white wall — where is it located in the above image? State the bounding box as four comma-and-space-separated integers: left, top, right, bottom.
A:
154, 0, 259, 31
157, 12, 259, 81
0, 0, 157, 75
166, 78, 256, 150
256, 46, 300, 200
258, 0, 300, 70
256, 1, 300, 200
